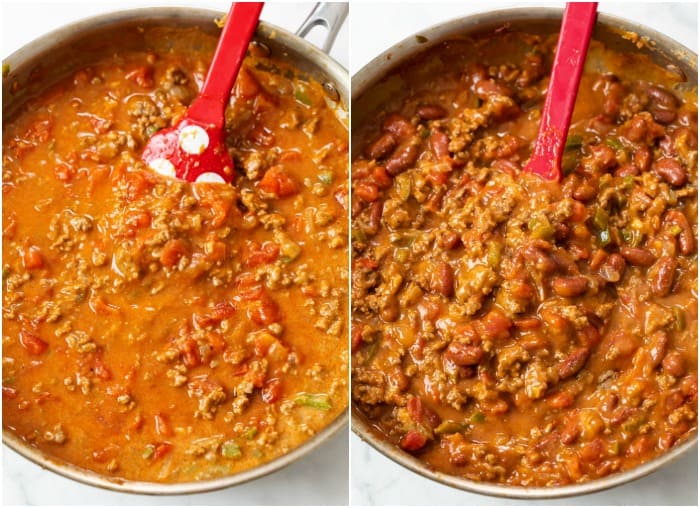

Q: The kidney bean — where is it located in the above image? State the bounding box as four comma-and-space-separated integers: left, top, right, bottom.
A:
672, 126, 698, 150
521, 243, 557, 273
579, 438, 605, 463
547, 391, 574, 409
388, 365, 409, 392
590, 144, 617, 171
615, 163, 640, 177
665, 210, 694, 255
437, 230, 460, 250
365, 132, 397, 160
558, 347, 590, 380
602, 79, 625, 118
366, 201, 383, 235
382, 113, 415, 139
599, 253, 626, 282
649, 256, 677, 297
476, 309, 513, 341
431, 261, 454, 297
560, 413, 581, 444
665, 390, 685, 411
647, 85, 679, 110
651, 107, 676, 125
429, 129, 450, 159
552, 276, 589, 297
354, 181, 379, 202
648, 330, 668, 367
653, 158, 687, 186
625, 435, 652, 458
632, 145, 652, 172
385, 143, 419, 175
474, 79, 513, 100
417, 104, 447, 120
620, 247, 655, 267
444, 342, 483, 366
625, 115, 648, 143
680, 375, 698, 400
573, 182, 596, 202
662, 351, 685, 377
380, 295, 400, 322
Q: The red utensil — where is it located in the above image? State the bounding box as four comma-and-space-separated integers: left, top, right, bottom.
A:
142, 2, 264, 184
524, 2, 598, 182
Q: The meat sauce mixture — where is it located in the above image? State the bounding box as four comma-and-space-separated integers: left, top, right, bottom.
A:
3, 26, 348, 482
352, 31, 697, 486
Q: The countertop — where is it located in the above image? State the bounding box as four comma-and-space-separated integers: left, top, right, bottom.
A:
1, 1, 348, 505
350, 2, 698, 506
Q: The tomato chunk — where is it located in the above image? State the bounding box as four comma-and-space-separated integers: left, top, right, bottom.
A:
19, 329, 48, 355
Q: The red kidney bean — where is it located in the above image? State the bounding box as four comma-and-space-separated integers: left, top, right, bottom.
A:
552, 276, 589, 297
365, 132, 397, 160
647, 85, 679, 110
662, 351, 686, 377
547, 391, 574, 409
474, 79, 514, 100
382, 113, 415, 139
653, 158, 687, 186
521, 243, 557, 273
651, 107, 676, 125
560, 413, 581, 444
615, 163, 640, 177
632, 145, 652, 172
429, 129, 450, 159
648, 330, 668, 368
573, 182, 596, 202
650, 256, 677, 297
672, 126, 698, 150
385, 143, 419, 175
665, 210, 694, 255
620, 247, 656, 267
625, 435, 652, 458
625, 115, 648, 143
558, 347, 590, 380
431, 261, 454, 297
416, 104, 447, 120
366, 201, 383, 235
590, 144, 617, 171
599, 253, 626, 282
438, 230, 460, 250
354, 181, 379, 202
444, 342, 484, 366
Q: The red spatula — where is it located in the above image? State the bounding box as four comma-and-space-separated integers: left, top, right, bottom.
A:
142, 2, 264, 184
524, 2, 598, 182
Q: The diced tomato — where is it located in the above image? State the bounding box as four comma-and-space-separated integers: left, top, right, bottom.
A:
400, 430, 427, 451
259, 166, 298, 197
235, 68, 261, 99
160, 239, 189, 268
23, 245, 44, 269
407, 396, 424, 422
244, 241, 280, 268
154, 413, 173, 437
355, 257, 378, 270
476, 308, 512, 341
2, 386, 18, 399
248, 295, 281, 326
89, 294, 120, 315
253, 332, 277, 357
351, 326, 363, 352
261, 378, 282, 404
124, 171, 152, 201
179, 338, 200, 368
19, 329, 48, 355
125, 65, 154, 88
427, 169, 449, 185
92, 356, 113, 381
153, 442, 173, 460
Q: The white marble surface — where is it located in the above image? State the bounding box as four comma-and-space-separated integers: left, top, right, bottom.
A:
1, 1, 348, 506
350, 2, 698, 506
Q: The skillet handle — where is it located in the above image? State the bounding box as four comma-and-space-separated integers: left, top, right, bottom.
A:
295, 2, 348, 54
